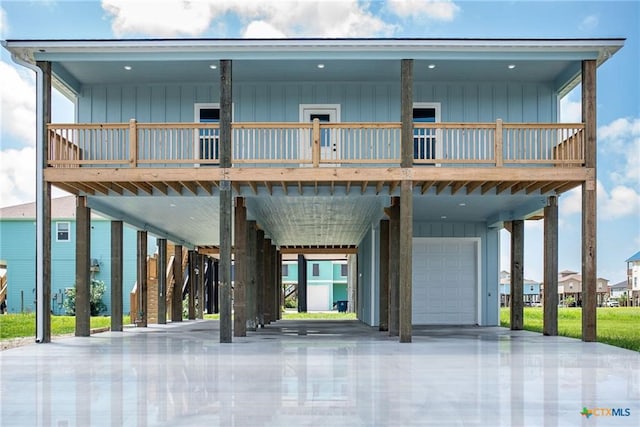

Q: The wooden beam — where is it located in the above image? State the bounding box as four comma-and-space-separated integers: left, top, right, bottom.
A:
496, 181, 512, 194
114, 181, 138, 195
481, 181, 498, 194
543, 196, 558, 336
157, 238, 167, 325
281, 181, 288, 195
388, 197, 400, 337
450, 181, 467, 195
298, 181, 303, 195
361, 181, 368, 194
388, 181, 399, 194
401, 59, 414, 168
181, 181, 198, 195
248, 181, 258, 195
510, 182, 529, 194
165, 181, 182, 194
219, 58, 233, 343
171, 245, 183, 322
150, 181, 168, 195
525, 181, 551, 194
246, 221, 257, 331
582, 59, 597, 342
346, 181, 352, 194
435, 181, 451, 195
420, 180, 435, 194
510, 220, 524, 331
75, 196, 91, 336
555, 182, 581, 194
466, 181, 484, 194
264, 181, 273, 195
379, 220, 390, 332
45, 166, 591, 185
399, 180, 413, 343
233, 197, 247, 337
196, 181, 213, 195
135, 182, 153, 195
231, 181, 241, 194
376, 181, 384, 195
111, 221, 123, 332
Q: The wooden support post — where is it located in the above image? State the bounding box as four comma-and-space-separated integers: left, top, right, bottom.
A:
171, 245, 183, 322
75, 196, 91, 336
495, 119, 504, 167
582, 59, 597, 342
401, 59, 414, 168
234, 197, 247, 337
297, 254, 307, 313
213, 260, 219, 314
129, 119, 138, 167
35, 61, 52, 343
277, 250, 283, 320
510, 220, 524, 330
399, 180, 413, 343
543, 196, 558, 335
273, 247, 280, 321
246, 221, 257, 330
312, 118, 320, 167
264, 239, 273, 324
256, 229, 265, 326
388, 197, 400, 336
188, 250, 196, 320
111, 221, 124, 331
219, 58, 233, 343
137, 230, 148, 327
157, 238, 167, 325
198, 254, 205, 319
379, 220, 390, 331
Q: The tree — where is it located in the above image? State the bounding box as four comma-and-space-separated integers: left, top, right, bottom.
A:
63, 279, 107, 316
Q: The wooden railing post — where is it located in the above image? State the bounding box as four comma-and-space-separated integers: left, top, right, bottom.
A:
495, 118, 504, 167
312, 118, 320, 167
129, 118, 138, 167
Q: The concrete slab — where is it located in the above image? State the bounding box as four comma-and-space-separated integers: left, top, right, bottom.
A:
1, 320, 638, 426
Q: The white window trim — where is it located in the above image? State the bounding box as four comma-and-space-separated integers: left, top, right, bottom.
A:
56, 221, 71, 242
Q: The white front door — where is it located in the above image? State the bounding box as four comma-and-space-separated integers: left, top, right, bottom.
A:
300, 104, 341, 166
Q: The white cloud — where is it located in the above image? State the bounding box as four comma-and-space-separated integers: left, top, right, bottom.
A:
243, 20, 286, 38
0, 61, 36, 145
387, 0, 460, 21
598, 117, 640, 186
102, 0, 215, 37
102, 0, 395, 38
579, 14, 599, 32
0, 6, 7, 37
0, 147, 36, 207
559, 180, 640, 221
559, 96, 581, 123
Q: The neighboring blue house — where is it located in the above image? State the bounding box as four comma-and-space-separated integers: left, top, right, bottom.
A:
499, 271, 541, 307
282, 258, 349, 311
0, 196, 141, 315
2, 37, 623, 341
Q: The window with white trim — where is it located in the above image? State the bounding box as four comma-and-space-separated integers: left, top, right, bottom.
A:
195, 103, 220, 163
56, 222, 70, 242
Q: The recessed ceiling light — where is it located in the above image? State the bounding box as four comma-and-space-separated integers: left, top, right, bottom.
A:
459, 202, 466, 207
508, 64, 516, 69
169, 203, 176, 208
441, 215, 448, 219
124, 65, 132, 71
209, 64, 217, 69
317, 63, 325, 69
428, 64, 436, 69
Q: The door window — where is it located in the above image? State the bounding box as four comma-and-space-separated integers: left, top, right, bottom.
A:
413, 105, 439, 160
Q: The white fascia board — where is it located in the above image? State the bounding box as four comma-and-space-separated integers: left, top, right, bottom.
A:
5, 38, 625, 63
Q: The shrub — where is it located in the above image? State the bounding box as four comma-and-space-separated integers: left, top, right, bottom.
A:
64, 279, 107, 316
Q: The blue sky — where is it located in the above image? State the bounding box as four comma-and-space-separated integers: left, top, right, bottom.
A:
1, 0, 638, 283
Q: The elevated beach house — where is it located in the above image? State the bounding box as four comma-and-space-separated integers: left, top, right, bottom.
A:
1, 38, 623, 343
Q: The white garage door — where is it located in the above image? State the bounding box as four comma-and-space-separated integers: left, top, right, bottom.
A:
412, 238, 479, 325
307, 285, 331, 311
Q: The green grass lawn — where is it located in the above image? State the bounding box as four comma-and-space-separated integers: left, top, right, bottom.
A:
0, 313, 115, 340
500, 307, 640, 352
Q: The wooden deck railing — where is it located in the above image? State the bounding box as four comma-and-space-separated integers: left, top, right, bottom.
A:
47, 119, 585, 168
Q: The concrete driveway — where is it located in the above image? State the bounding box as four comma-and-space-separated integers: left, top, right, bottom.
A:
1, 320, 638, 426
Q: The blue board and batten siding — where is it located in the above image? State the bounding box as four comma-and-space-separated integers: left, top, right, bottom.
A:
78, 81, 557, 123
357, 221, 499, 327
0, 219, 139, 315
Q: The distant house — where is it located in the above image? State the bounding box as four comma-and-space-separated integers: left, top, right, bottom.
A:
499, 271, 541, 307
609, 280, 630, 301
557, 270, 609, 307
0, 196, 142, 315
282, 257, 349, 311
626, 251, 640, 306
